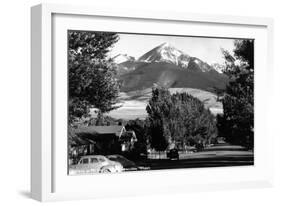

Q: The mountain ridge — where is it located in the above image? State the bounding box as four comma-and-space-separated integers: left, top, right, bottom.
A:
113, 42, 228, 92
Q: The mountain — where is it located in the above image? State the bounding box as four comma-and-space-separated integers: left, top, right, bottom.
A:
112, 54, 137, 75
115, 60, 146, 75
138, 42, 215, 73
211, 63, 225, 74
114, 42, 228, 92
138, 42, 190, 68
113, 54, 135, 64
118, 62, 228, 92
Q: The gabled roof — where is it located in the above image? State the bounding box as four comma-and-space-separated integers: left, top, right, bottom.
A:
74, 125, 126, 137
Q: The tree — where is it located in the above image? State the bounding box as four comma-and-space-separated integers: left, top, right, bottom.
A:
217, 40, 254, 149
146, 87, 171, 152
125, 119, 149, 158
68, 31, 120, 124
171, 92, 217, 146
125, 119, 148, 144
146, 86, 217, 152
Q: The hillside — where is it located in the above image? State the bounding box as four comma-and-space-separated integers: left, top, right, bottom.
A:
118, 62, 228, 92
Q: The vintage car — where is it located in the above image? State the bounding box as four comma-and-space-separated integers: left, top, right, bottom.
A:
69, 155, 124, 175
167, 148, 179, 160
107, 155, 138, 171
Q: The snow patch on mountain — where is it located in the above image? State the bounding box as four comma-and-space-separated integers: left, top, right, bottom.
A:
194, 59, 200, 64
211, 63, 225, 73
113, 54, 135, 64
138, 42, 191, 68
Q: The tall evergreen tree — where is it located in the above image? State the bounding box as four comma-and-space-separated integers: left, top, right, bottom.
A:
68, 31, 120, 124
146, 87, 171, 152
217, 40, 254, 149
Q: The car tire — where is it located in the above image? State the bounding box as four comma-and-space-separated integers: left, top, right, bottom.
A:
100, 168, 111, 173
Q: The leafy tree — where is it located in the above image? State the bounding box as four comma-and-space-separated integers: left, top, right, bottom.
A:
146, 87, 217, 152
217, 40, 254, 149
68, 31, 120, 124
171, 92, 217, 145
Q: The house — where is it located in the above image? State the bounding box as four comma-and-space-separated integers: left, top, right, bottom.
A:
70, 125, 137, 157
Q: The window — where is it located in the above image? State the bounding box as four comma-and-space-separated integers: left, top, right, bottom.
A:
90, 158, 98, 163
98, 157, 106, 162
82, 158, 89, 164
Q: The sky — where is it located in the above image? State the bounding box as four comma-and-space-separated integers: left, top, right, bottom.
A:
108, 33, 236, 65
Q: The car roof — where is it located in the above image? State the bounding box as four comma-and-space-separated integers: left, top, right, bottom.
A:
107, 154, 124, 158
80, 155, 107, 158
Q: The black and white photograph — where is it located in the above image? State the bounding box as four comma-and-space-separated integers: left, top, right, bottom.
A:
68, 30, 254, 175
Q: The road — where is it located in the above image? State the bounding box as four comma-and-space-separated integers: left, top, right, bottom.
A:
136, 144, 254, 170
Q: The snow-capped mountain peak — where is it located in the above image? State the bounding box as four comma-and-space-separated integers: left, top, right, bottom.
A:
115, 43, 220, 75
138, 42, 190, 68
158, 42, 171, 48
113, 54, 135, 64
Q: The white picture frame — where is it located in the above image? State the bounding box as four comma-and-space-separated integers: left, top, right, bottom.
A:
31, 3, 274, 202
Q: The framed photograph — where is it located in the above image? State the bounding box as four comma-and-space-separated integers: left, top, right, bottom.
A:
31, 3, 274, 201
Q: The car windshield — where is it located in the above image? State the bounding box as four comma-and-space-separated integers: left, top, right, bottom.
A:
98, 157, 107, 162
